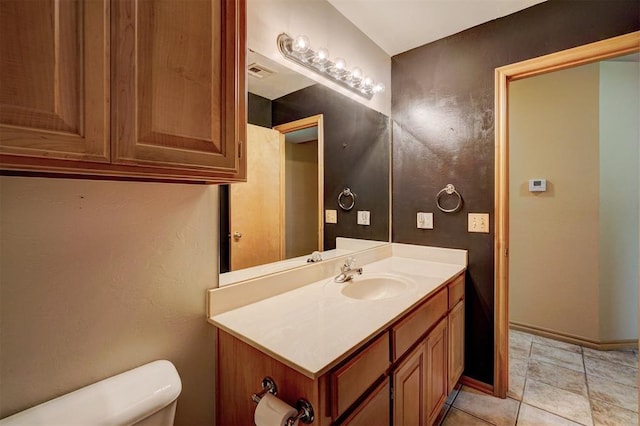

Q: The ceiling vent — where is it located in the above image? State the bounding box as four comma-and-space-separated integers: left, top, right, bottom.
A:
248, 62, 275, 79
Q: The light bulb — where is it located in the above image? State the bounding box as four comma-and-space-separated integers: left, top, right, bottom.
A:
351, 67, 363, 81
316, 47, 329, 64
373, 82, 386, 93
292, 35, 310, 53
333, 58, 346, 71
363, 76, 373, 88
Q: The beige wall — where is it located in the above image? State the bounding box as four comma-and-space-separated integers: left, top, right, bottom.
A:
509, 63, 601, 341
598, 61, 639, 341
0, 176, 219, 425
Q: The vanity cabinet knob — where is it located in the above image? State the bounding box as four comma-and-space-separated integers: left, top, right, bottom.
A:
233, 231, 242, 240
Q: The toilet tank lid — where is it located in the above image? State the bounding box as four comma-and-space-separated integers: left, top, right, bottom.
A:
0, 360, 182, 426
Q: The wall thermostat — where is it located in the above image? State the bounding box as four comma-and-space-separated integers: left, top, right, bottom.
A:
529, 178, 547, 192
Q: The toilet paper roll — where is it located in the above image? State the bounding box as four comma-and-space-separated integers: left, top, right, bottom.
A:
254, 393, 298, 426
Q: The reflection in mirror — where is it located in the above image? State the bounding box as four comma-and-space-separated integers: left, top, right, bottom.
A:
219, 51, 391, 286
274, 116, 323, 260
227, 114, 323, 272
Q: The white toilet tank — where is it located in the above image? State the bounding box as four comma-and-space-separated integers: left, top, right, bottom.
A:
0, 360, 182, 426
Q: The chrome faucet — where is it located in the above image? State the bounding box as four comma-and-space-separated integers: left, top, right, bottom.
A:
334, 257, 363, 283
307, 251, 323, 263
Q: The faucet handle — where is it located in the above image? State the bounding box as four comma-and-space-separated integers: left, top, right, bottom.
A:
307, 251, 323, 263
340, 257, 355, 272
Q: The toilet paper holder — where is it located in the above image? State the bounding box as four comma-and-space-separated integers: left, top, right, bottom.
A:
251, 377, 315, 425
251, 377, 278, 404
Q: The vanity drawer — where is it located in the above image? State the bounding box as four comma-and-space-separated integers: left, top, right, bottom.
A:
392, 288, 447, 361
330, 332, 389, 419
341, 378, 390, 426
448, 274, 465, 308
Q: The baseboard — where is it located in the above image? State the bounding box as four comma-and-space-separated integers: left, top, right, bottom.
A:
510, 321, 638, 350
459, 375, 493, 395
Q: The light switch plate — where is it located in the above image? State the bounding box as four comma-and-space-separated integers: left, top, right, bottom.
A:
417, 212, 433, 229
468, 213, 489, 233
325, 209, 337, 224
357, 210, 370, 226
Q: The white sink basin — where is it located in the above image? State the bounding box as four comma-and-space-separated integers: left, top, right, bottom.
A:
341, 274, 413, 300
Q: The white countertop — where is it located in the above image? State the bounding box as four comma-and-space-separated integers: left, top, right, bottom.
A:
209, 243, 467, 379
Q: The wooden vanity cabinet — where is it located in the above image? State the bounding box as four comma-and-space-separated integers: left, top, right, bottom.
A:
215, 272, 465, 426
217, 329, 324, 426
447, 274, 465, 393
0, 0, 246, 183
341, 379, 390, 426
425, 319, 448, 425
391, 289, 449, 426
392, 339, 427, 425
330, 333, 389, 419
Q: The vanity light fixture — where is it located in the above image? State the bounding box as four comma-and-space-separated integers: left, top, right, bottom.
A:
277, 33, 385, 100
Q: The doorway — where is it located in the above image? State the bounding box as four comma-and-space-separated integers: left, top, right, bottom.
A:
225, 115, 324, 272
493, 31, 640, 397
274, 114, 324, 259
508, 59, 638, 344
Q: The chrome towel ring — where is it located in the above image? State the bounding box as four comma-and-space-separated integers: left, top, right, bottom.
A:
338, 188, 356, 211
436, 184, 463, 213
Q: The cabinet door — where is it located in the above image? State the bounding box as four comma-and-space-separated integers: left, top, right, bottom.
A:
426, 319, 448, 425
112, 0, 246, 177
0, 0, 109, 164
448, 300, 465, 393
393, 342, 426, 426
342, 379, 390, 426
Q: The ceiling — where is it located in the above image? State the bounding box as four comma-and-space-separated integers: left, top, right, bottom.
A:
327, 0, 547, 56
248, 50, 315, 100
248, 0, 553, 100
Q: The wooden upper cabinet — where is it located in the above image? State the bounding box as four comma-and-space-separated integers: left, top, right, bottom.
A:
0, 0, 110, 162
111, 0, 245, 176
0, 0, 246, 183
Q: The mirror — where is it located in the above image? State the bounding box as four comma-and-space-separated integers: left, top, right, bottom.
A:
219, 51, 391, 285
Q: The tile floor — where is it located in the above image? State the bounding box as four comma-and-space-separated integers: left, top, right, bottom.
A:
438, 330, 638, 425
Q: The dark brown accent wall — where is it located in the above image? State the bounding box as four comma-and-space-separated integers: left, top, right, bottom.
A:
248, 92, 272, 128
273, 84, 390, 249
391, 0, 639, 384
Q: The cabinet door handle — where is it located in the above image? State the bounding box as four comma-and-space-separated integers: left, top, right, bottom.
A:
233, 231, 242, 240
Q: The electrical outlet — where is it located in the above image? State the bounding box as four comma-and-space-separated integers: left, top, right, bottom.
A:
468, 213, 489, 233
325, 209, 337, 224
417, 212, 433, 229
357, 210, 370, 226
